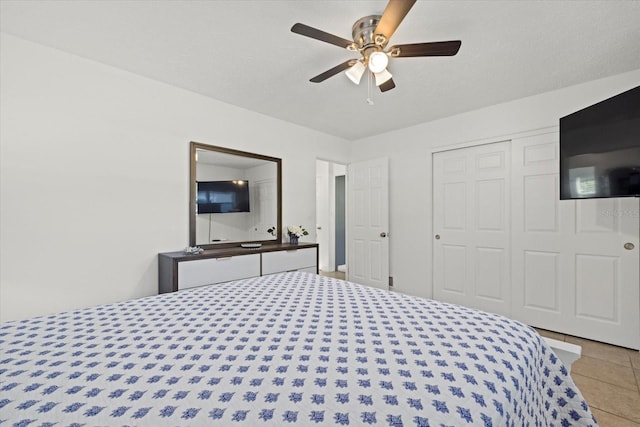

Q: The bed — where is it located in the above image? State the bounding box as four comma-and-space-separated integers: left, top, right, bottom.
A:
0, 272, 597, 426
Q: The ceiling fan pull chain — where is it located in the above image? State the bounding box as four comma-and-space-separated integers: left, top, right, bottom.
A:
366, 71, 375, 105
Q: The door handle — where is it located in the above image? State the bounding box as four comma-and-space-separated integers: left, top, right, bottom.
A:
435, 234, 440, 240
380, 232, 387, 238
624, 242, 635, 250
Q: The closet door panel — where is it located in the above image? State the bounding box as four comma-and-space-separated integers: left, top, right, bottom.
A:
433, 141, 511, 316
511, 133, 639, 349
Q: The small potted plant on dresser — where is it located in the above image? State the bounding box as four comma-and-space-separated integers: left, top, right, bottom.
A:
287, 225, 308, 245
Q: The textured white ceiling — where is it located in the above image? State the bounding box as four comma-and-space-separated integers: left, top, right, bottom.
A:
2, 0, 639, 140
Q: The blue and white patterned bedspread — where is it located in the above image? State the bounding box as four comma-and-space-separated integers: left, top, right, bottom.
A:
1, 272, 597, 426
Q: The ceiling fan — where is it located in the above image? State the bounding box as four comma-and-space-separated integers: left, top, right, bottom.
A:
291, 0, 461, 92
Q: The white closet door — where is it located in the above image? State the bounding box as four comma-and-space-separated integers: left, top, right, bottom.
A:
511, 133, 639, 349
433, 141, 511, 316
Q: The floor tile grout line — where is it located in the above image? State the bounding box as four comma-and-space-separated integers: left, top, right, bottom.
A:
571, 355, 640, 394
592, 407, 640, 425
571, 372, 640, 423
570, 369, 640, 394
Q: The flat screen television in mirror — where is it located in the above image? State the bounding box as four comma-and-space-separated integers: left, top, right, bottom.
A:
197, 180, 250, 214
559, 85, 640, 200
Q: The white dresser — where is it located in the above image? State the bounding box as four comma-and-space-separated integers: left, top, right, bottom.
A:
158, 243, 318, 293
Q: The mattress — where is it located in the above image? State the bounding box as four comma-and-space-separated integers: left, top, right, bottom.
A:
0, 272, 597, 426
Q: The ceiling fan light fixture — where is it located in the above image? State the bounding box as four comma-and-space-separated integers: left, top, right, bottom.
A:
345, 61, 366, 85
368, 51, 389, 73
374, 68, 393, 86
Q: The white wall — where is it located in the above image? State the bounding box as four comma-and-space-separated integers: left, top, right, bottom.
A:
0, 34, 348, 322
2, 32, 638, 322
348, 69, 640, 300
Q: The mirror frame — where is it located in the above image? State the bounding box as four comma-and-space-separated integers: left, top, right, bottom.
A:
189, 141, 282, 249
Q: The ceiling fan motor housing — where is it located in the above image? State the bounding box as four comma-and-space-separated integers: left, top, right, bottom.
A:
352, 15, 386, 55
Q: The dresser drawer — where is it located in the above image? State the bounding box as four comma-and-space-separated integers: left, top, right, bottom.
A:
159, 244, 319, 293
262, 247, 317, 275
178, 253, 260, 290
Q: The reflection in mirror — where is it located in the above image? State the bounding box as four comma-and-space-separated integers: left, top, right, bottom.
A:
189, 142, 282, 248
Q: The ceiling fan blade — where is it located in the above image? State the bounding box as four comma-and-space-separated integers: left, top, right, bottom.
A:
374, 0, 417, 43
310, 60, 357, 83
291, 23, 355, 50
389, 40, 462, 57
379, 78, 396, 92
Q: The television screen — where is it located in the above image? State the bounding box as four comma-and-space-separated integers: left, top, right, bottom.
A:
197, 180, 250, 213
560, 86, 640, 199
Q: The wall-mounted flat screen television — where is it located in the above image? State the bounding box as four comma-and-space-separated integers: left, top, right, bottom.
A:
559, 85, 640, 200
197, 180, 250, 213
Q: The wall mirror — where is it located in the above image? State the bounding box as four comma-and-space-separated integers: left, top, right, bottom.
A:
189, 141, 282, 248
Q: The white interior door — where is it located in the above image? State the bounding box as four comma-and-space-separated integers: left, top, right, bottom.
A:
252, 179, 276, 240
315, 160, 330, 271
347, 158, 389, 289
433, 142, 511, 316
511, 133, 639, 349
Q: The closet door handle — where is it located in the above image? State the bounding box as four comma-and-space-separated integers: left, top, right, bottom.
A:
435, 234, 440, 240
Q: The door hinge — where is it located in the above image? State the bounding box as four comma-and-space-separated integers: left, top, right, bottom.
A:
389, 276, 394, 288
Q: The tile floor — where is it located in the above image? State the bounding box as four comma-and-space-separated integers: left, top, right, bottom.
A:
318, 270, 640, 426
319, 270, 346, 280
535, 328, 640, 426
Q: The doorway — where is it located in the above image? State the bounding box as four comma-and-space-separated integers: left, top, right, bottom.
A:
315, 160, 346, 275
